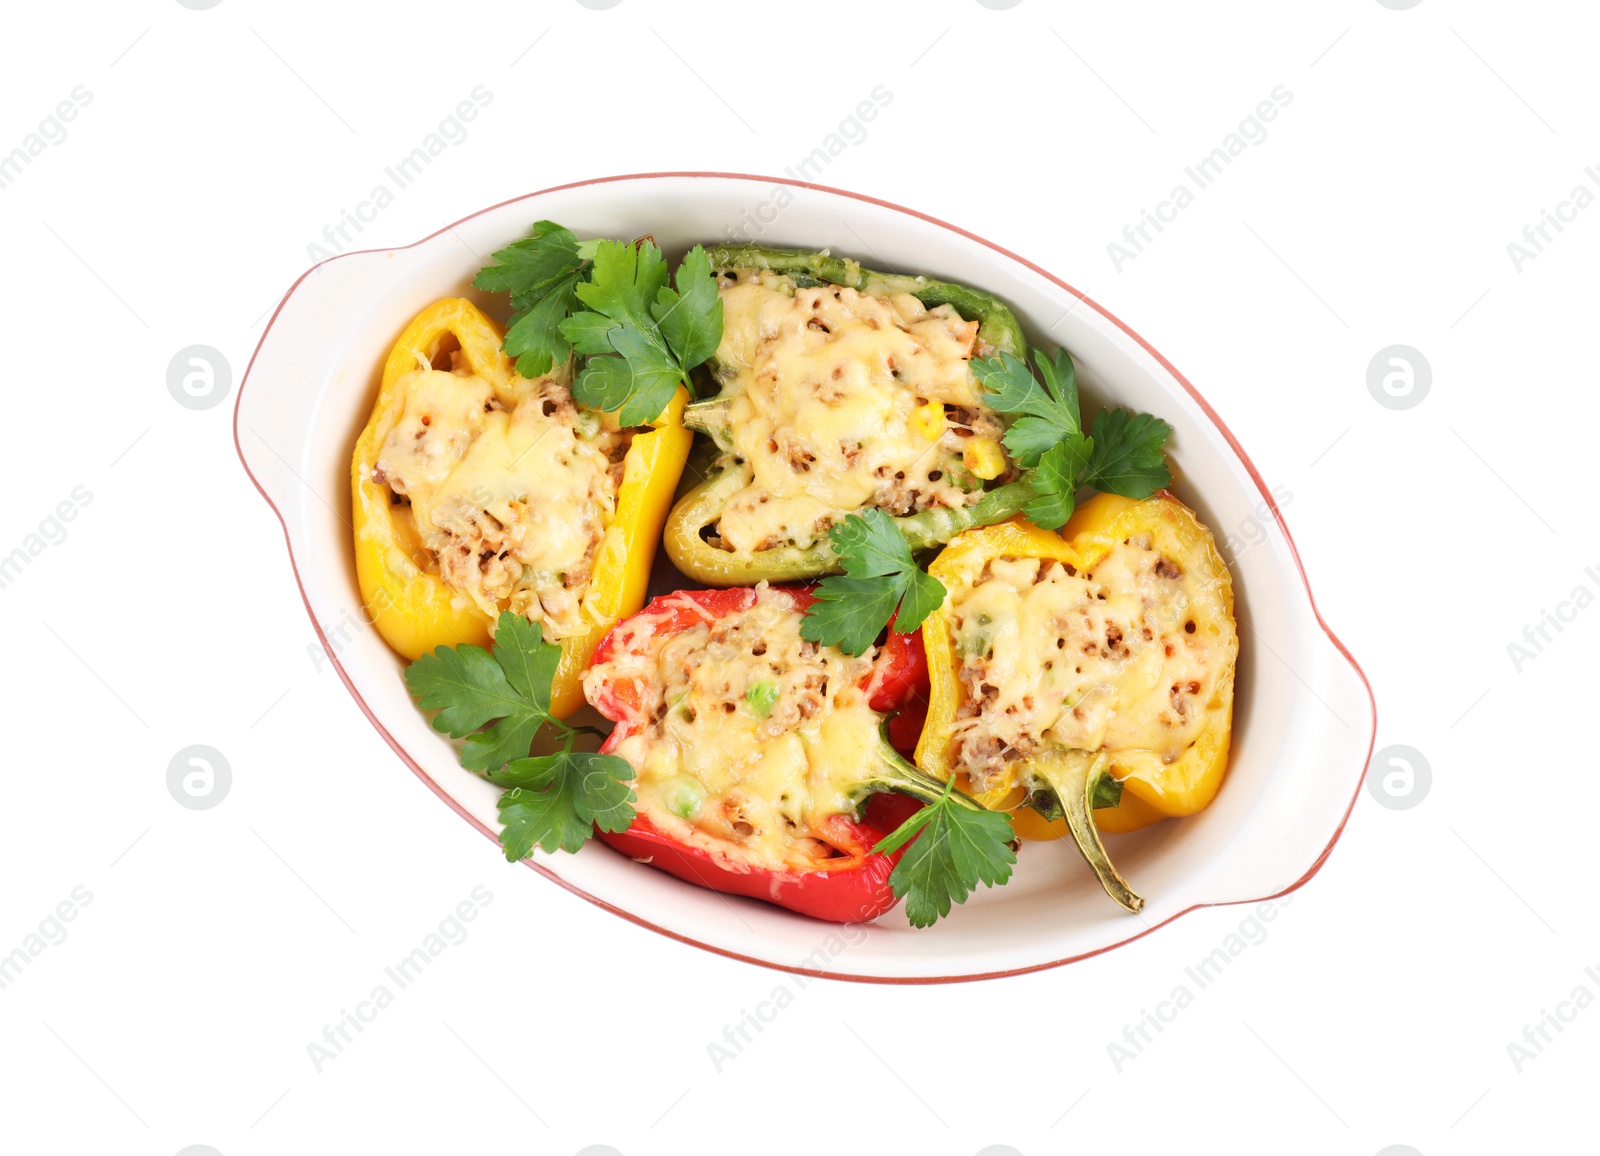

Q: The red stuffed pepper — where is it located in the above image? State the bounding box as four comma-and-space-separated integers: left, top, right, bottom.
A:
582, 584, 974, 922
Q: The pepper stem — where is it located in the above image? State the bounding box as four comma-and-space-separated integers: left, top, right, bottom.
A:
864, 727, 991, 812
683, 396, 734, 450
1022, 750, 1145, 913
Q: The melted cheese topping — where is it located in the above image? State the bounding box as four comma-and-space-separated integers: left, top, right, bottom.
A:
587, 587, 884, 873
373, 364, 622, 639
948, 533, 1233, 790
709, 271, 1004, 552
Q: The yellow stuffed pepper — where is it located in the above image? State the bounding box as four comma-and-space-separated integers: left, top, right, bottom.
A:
915, 492, 1238, 912
351, 297, 692, 717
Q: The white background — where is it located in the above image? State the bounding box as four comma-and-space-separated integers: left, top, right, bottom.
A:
1, 1, 1593, 1153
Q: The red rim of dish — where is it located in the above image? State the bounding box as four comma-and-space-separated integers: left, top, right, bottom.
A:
233, 171, 1378, 985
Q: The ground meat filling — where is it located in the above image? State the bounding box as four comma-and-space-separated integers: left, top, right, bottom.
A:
372, 354, 630, 640
947, 535, 1223, 792
705, 269, 1013, 553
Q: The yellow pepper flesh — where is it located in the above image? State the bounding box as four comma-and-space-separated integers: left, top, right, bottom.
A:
350, 297, 692, 718
915, 492, 1237, 837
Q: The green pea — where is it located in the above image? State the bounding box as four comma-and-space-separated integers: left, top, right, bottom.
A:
661, 776, 705, 820
959, 617, 992, 658
745, 681, 780, 718
946, 462, 983, 493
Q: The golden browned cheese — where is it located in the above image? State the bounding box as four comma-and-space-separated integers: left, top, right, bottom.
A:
372, 359, 623, 641
947, 535, 1229, 789
917, 495, 1238, 827
583, 587, 884, 873
709, 270, 1006, 552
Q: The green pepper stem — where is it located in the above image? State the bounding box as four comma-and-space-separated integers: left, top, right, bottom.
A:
683, 396, 735, 451
1021, 750, 1145, 913
703, 244, 1025, 357
863, 727, 991, 812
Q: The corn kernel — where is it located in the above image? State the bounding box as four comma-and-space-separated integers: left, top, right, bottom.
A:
964, 437, 1006, 480
910, 399, 945, 442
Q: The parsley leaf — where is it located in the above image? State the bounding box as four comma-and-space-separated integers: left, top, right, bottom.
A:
801, 509, 946, 656
874, 779, 1017, 928
404, 612, 559, 773
493, 751, 637, 858
472, 220, 583, 301
1035, 347, 1081, 426
1081, 408, 1174, 497
973, 348, 1080, 468
472, 225, 724, 416
560, 309, 622, 357
895, 562, 948, 635
572, 332, 683, 426
485, 613, 559, 715
405, 612, 639, 861
502, 270, 580, 378
473, 222, 588, 377
460, 708, 550, 780
563, 240, 723, 426
975, 343, 1174, 519
575, 237, 669, 330
1022, 433, 1094, 530
652, 244, 723, 371
801, 577, 901, 658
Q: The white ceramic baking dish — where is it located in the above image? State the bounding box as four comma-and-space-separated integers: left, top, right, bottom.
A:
236, 173, 1375, 983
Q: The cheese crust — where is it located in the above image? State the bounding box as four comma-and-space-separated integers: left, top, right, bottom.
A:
706, 270, 1008, 553
947, 528, 1236, 795
370, 355, 628, 641
585, 586, 884, 873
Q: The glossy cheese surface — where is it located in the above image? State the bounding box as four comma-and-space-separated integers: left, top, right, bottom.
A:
708, 271, 1004, 552
372, 364, 620, 640
939, 505, 1237, 809
587, 587, 884, 873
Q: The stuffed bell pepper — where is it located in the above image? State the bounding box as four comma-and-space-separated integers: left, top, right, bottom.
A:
379, 220, 1226, 927
352, 295, 692, 716
664, 245, 1047, 585
582, 584, 1015, 924
915, 492, 1239, 912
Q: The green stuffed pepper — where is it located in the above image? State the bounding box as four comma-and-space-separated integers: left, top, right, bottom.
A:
663, 245, 1038, 585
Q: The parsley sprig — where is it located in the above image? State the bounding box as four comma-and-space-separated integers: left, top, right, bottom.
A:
973, 347, 1173, 530
561, 240, 723, 426
874, 777, 1017, 929
799, 508, 946, 656
404, 612, 635, 859
472, 221, 590, 379
471, 223, 723, 425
